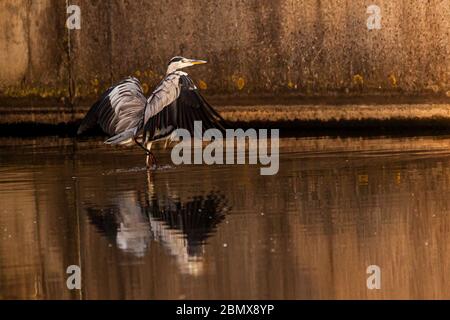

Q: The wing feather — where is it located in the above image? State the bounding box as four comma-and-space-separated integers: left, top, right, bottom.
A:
143, 72, 182, 123
143, 74, 226, 142
79, 71, 227, 147
77, 77, 146, 136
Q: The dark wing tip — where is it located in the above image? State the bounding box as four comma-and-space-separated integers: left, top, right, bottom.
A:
77, 106, 100, 135
76, 127, 84, 135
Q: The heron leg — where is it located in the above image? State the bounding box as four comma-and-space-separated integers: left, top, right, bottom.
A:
146, 151, 157, 168
134, 137, 148, 153
144, 141, 157, 169
134, 137, 157, 168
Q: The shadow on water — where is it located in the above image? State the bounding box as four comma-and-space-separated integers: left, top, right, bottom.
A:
84, 171, 228, 275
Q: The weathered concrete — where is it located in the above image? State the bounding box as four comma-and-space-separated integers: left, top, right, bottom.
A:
68, 0, 450, 97
0, 1, 449, 125
0, 0, 68, 97
219, 103, 450, 128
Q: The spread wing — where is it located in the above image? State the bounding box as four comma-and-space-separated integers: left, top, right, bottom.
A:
144, 74, 226, 141
77, 77, 147, 137
143, 72, 182, 123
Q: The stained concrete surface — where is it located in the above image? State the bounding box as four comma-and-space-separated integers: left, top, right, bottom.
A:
0, 1, 449, 125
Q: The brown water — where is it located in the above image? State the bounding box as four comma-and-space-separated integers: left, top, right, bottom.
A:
1, 135, 450, 299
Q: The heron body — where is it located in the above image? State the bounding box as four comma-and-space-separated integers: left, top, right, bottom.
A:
77, 57, 226, 167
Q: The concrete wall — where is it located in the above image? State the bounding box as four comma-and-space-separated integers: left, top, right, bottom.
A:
0, 0, 68, 97
0, 0, 449, 124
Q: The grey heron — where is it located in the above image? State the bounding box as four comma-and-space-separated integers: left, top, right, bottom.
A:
77, 56, 226, 167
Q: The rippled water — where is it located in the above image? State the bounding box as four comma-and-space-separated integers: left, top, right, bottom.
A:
1, 135, 450, 299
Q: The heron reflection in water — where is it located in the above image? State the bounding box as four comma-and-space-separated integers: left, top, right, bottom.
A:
84, 171, 228, 275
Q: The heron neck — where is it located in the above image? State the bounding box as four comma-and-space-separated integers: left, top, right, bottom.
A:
166, 65, 178, 74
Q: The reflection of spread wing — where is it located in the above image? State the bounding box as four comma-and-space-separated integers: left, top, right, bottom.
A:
85, 206, 121, 242
77, 77, 147, 137
85, 191, 152, 257
83, 173, 229, 274
144, 74, 227, 141
149, 193, 227, 255
147, 192, 228, 275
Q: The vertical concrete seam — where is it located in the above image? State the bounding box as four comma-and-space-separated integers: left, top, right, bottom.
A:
108, 1, 114, 84
25, 0, 32, 85
65, 0, 75, 119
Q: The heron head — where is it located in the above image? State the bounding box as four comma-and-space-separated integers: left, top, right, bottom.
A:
166, 56, 207, 73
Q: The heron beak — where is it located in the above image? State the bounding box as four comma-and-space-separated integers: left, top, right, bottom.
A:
189, 59, 207, 65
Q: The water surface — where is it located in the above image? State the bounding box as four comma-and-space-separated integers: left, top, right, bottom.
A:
1, 135, 450, 299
